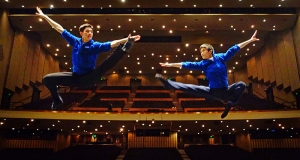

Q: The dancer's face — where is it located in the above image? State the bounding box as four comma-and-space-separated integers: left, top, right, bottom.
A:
200, 47, 213, 59
80, 27, 93, 43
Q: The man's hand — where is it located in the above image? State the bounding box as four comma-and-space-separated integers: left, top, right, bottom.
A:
36, 7, 46, 18
160, 63, 172, 67
250, 30, 260, 42
127, 34, 141, 42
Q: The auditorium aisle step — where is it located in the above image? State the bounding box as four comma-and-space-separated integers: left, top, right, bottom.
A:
115, 150, 127, 160
178, 149, 190, 160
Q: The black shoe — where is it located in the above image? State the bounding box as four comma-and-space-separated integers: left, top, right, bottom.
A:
51, 101, 65, 110
221, 102, 233, 119
121, 37, 135, 52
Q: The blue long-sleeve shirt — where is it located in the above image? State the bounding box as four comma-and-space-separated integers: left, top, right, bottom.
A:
61, 29, 112, 75
182, 45, 240, 88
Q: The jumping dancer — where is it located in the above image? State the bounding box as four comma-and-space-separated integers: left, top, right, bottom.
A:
36, 7, 140, 109
156, 30, 259, 118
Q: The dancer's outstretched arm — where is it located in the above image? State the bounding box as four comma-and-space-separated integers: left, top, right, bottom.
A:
36, 7, 64, 33
237, 30, 260, 49
159, 62, 182, 68
110, 34, 140, 48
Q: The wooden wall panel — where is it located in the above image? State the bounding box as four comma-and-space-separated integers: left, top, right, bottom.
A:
30, 43, 40, 83
36, 48, 45, 83
251, 138, 300, 148
49, 56, 55, 74
247, 56, 257, 80
255, 53, 263, 82
54, 61, 60, 72
264, 42, 276, 84
16, 33, 29, 89
6, 31, 23, 91
276, 32, 291, 90
2, 139, 56, 149
282, 29, 300, 91
43, 54, 50, 77
292, 10, 300, 82
260, 47, 270, 84
128, 131, 177, 148
269, 34, 283, 87
23, 39, 35, 87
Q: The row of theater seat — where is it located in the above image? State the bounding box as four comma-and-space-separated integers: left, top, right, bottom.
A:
1, 146, 299, 160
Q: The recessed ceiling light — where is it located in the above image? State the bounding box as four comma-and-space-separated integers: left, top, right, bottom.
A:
50, 5, 54, 9
111, 29, 113, 31
219, 18, 222, 21
165, 5, 168, 7
177, 48, 180, 51
185, 26, 187, 28
47, 44, 50, 47
81, 5, 84, 8
251, 25, 255, 28
263, 19, 266, 22
278, 4, 281, 7
162, 25, 165, 28
128, 19, 131, 21
185, 44, 189, 47
250, 4, 253, 7
55, 53, 58, 56
121, 0, 125, 2
22, 5, 24, 8
204, 25, 207, 28
109, 5, 112, 7
169, 30, 173, 33
127, 71, 129, 73
133, 30, 136, 33
151, 29, 154, 31
220, 44, 223, 46
118, 25, 121, 28
137, 5, 140, 7
219, 4, 222, 7
140, 26, 143, 28
193, 5, 196, 7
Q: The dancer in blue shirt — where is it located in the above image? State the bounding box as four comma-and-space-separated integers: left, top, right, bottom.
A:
36, 7, 140, 109
156, 30, 259, 118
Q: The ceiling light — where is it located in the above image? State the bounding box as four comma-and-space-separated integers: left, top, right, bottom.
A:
165, 5, 168, 7
228, 70, 232, 73
220, 44, 223, 47
176, 71, 179, 73
39, 18, 42, 22
64, 0, 67, 2
185, 43, 189, 47
128, 19, 131, 21
219, 18, 222, 21
185, 26, 187, 28
124, 67, 127, 69
242, 30, 245, 33
84, 19, 87, 22
139, 70, 142, 73
231, 25, 233, 28
250, 4, 253, 7
173, 19, 176, 21
109, 5, 112, 7
235, 62, 238, 65
121, 0, 125, 2
152, 67, 154, 69
81, 5, 84, 8
55, 53, 58, 56
177, 48, 180, 51
50, 5, 54, 9
263, 19, 266, 22
46, 44, 50, 47
164, 71, 167, 73
137, 5, 140, 7
65, 62, 68, 65
111, 29, 113, 31
206, 31, 209, 33
278, 4, 281, 7
140, 26, 143, 28
219, 4, 222, 7
21, 5, 24, 7
151, 53, 154, 56
151, 29, 154, 31
251, 25, 255, 28
204, 25, 207, 28
133, 30, 136, 33
137, 62, 140, 65
169, 30, 173, 33
162, 25, 165, 28
193, 5, 196, 7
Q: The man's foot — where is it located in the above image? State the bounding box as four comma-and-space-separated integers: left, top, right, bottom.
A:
121, 37, 135, 52
221, 102, 233, 119
155, 73, 164, 79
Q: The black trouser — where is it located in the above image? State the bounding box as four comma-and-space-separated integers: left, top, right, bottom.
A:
159, 78, 246, 105
43, 44, 127, 103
